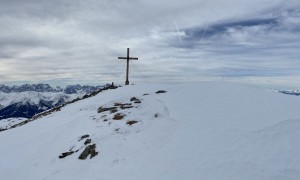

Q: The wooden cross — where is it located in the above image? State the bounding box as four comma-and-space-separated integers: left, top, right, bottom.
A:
118, 48, 138, 85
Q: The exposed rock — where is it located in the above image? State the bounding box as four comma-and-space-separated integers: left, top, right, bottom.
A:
113, 102, 134, 109
143, 93, 149, 96
130, 97, 138, 101
59, 151, 74, 159
82, 94, 89, 99
84, 139, 91, 145
78, 144, 98, 160
134, 100, 141, 104
98, 106, 118, 113
110, 109, 118, 113
114, 103, 132, 107
114, 103, 121, 106
156, 90, 167, 94
79, 134, 89, 141
120, 105, 134, 109
130, 97, 141, 104
113, 113, 124, 120
126, 120, 138, 125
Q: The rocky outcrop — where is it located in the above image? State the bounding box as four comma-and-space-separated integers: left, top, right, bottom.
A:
78, 144, 98, 160
113, 113, 125, 120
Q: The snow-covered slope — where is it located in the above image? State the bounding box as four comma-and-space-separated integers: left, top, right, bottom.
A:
0, 83, 109, 119
0, 117, 27, 130
0, 82, 300, 180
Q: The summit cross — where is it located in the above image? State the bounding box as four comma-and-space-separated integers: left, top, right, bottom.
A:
118, 48, 139, 85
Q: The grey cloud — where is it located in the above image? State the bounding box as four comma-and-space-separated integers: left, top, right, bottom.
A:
0, 0, 300, 88
0, 0, 76, 20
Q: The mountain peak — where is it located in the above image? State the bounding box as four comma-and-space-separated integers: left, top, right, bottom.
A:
0, 83, 108, 94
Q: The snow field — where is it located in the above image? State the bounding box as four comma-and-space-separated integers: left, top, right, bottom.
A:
0, 82, 300, 180
0, 117, 28, 130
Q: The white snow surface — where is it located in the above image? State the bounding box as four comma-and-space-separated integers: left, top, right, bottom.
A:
0, 82, 300, 180
0, 117, 27, 130
0, 91, 80, 108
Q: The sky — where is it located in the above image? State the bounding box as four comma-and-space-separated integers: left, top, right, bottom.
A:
0, 0, 300, 88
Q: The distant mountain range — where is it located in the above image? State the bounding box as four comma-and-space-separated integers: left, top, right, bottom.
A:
0, 83, 111, 120
0, 84, 105, 94
1, 83, 298, 121
267, 89, 300, 96
277, 90, 300, 96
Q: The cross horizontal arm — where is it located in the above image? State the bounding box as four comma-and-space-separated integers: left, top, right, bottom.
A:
118, 57, 138, 60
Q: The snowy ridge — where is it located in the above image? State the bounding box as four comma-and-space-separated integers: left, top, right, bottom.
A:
266, 88, 300, 96
0, 117, 27, 130
0, 84, 111, 120
0, 92, 79, 108
0, 82, 300, 180
0, 84, 105, 94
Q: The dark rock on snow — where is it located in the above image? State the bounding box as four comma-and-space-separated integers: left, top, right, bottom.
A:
78, 144, 98, 160
113, 113, 124, 120
59, 151, 74, 159
126, 120, 138, 125
130, 97, 141, 104
155, 90, 167, 94
79, 134, 90, 141
98, 106, 118, 113
84, 139, 92, 145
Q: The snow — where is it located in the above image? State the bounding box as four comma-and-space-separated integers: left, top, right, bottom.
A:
0, 82, 300, 180
0, 117, 28, 130
0, 91, 81, 108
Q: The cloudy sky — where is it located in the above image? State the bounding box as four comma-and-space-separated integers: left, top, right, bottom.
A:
0, 0, 300, 88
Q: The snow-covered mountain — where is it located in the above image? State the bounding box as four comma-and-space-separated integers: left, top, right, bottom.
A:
276, 89, 300, 96
0, 84, 109, 120
0, 84, 60, 93
0, 84, 106, 94
0, 91, 78, 119
0, 82, 299, 180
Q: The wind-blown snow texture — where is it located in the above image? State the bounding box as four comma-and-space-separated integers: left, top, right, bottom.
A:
0, 82, 300, 180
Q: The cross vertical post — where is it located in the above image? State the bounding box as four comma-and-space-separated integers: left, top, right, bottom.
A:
126, 48, 129, 85
118, 48, 139, 85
